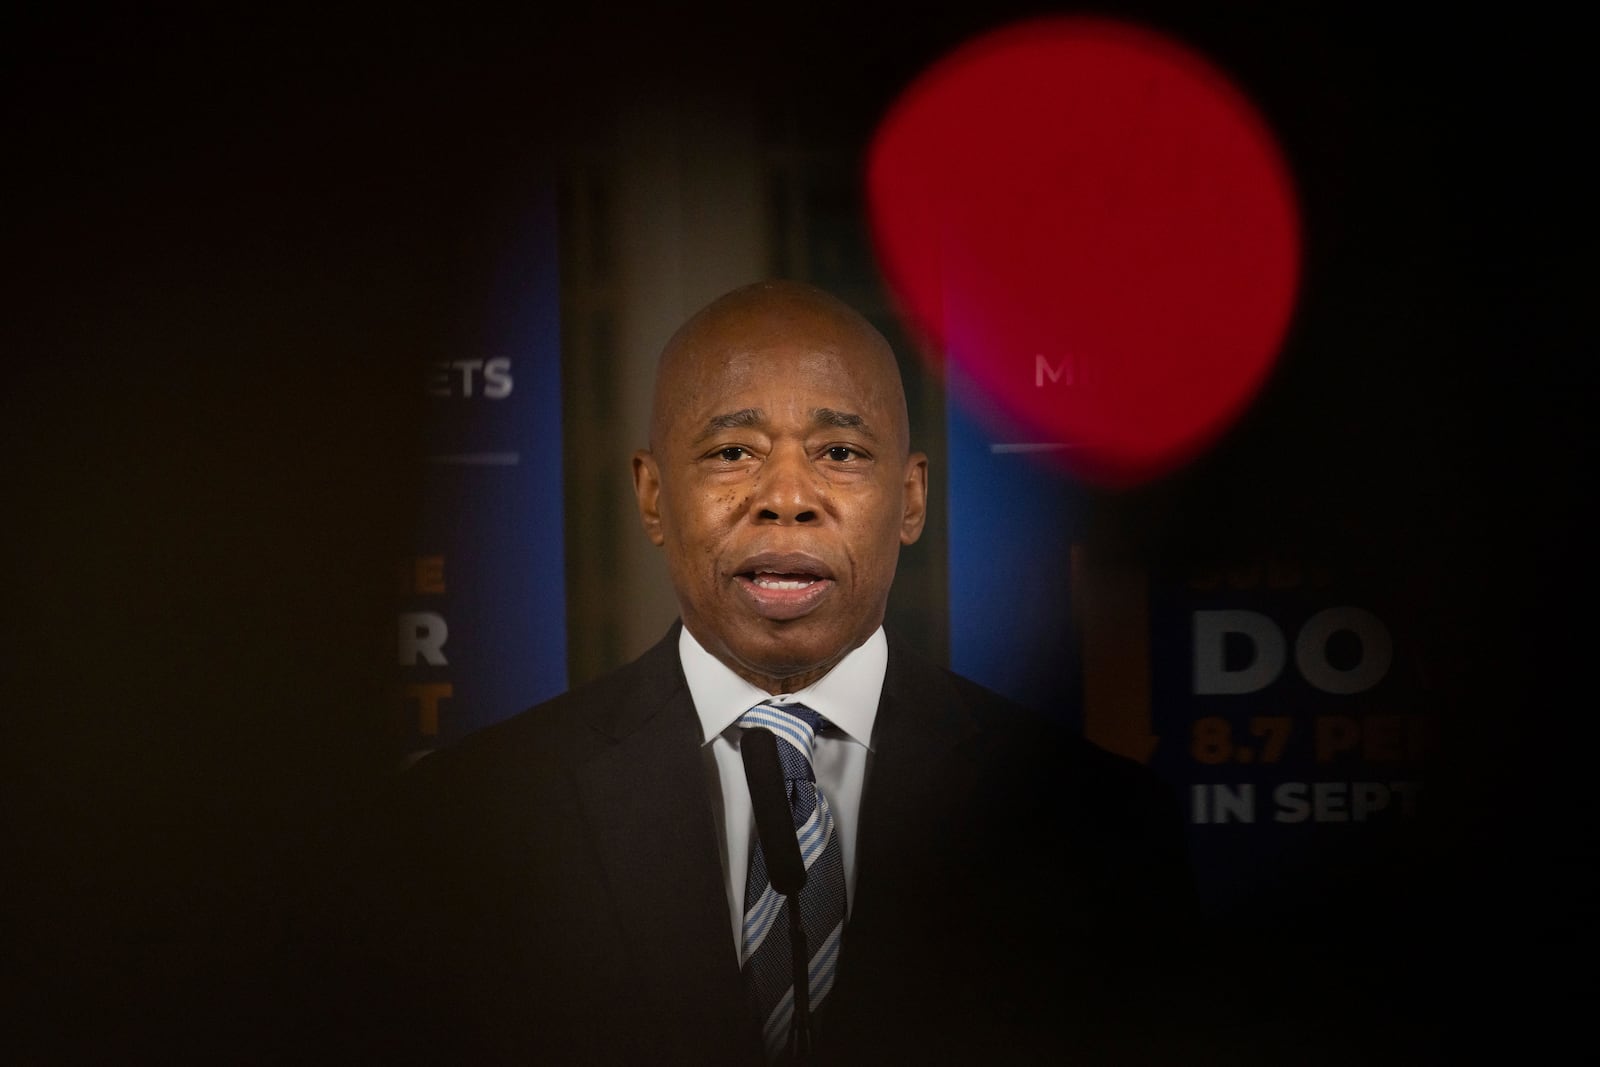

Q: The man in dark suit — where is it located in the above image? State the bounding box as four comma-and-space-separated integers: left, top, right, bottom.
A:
348, 280, 1193, 1064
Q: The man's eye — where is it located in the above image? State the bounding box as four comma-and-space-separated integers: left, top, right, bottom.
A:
824, 446, 858, 462
716, 447, 748, 462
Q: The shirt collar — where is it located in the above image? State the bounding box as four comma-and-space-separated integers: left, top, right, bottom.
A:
679, 625, 885, 751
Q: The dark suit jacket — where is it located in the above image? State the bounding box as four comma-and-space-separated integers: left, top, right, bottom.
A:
337, 625, 1195, 1065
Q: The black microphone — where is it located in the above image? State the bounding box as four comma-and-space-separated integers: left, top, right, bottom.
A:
741, 726, 814, 1061
742, 726, 807, 895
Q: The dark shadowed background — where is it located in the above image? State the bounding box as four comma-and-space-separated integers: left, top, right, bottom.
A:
4, 3, 1586, 1061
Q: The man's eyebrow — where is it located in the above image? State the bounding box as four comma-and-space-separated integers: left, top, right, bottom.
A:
692, 408, 765, 443
813, 408, 876, 438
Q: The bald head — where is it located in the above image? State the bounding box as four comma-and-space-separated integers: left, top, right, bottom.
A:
649, 280, 911, 458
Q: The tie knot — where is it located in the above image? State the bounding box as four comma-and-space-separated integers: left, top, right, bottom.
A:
781, 703, 826, 734
737, 702, 826, 774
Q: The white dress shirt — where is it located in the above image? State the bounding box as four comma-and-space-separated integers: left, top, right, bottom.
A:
679, 625, 884, 962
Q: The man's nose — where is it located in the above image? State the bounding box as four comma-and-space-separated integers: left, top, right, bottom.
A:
752, 445, 820, 524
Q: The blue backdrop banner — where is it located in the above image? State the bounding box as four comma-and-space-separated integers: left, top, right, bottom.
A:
396, 191, 567, 754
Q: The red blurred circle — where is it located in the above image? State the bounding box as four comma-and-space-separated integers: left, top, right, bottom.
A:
867, 17, 1301, 487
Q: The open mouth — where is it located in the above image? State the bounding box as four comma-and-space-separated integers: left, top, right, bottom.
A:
735, 555, 835, 620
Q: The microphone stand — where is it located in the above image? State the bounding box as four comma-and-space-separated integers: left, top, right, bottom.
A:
788, 897, 813, 1062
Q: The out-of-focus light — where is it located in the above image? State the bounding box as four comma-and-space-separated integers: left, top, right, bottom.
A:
868, 17, 1301, 488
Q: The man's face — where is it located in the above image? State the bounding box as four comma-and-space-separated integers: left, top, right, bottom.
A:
633, 300, 928, 694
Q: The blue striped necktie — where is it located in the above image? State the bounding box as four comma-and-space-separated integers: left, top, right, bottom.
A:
737, 701, 847, 1061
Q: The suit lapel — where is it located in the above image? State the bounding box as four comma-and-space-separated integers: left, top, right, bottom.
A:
852, 634, 980, 916
825, 635, 984, 1043
571, 633, 756, 1045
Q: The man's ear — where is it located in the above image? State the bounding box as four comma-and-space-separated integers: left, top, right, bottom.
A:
900, 451, 929, 545
632, 449, 667, 546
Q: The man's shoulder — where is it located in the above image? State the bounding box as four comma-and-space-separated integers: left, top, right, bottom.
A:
885, 631, 1137, 761
876, 631, 1198, 957
884, 629, 1182, 827
411, 625, 686, 788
